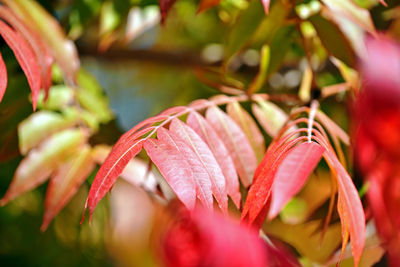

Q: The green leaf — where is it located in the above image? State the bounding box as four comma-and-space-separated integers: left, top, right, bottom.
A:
224, 0, 265, 62
77, 69, 113, 124
309, 14, 356, 67
37, 85, 75, 110
18, 110, 79, 155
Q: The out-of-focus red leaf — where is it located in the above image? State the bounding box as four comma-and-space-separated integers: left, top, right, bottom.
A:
84, 127, 153, 221
169, 119, 228, 212
324, 149, 365, 267
227, 102, 265, 162
0, 20, 40, 109
41, 145, 94, 231
268, 142, 324, 220
187, 111, 241, 208
161, 207, 273, 267
353, 36, 399, 266
206, 106, 257, 188
156, 127, 213, 209
0, 6, 52, 96
144, 137, 196, 209
0, 51, 7, 102
159, 0, 177, 24
261, 0, 271, 14
197, 0, 220, 13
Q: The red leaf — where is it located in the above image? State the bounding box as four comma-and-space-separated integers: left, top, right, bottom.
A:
268, 142, 325, 220
41, 146, 94, 231
84, 127, 153, 221
0, 51, 7, 102
159, 0, 177, 24
143, 137, 196, 209
324, 149, 365, 267
0, 6, 53, 96
187, 111, 241, 208
206, 106, 257, 188
0, 20, 40, 109
242, 136, 307, 225
169, 119, 228, 212
156, 127, 213, 209
161, 208, 271, 267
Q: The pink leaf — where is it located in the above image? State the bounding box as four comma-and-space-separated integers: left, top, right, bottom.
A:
242, 136, 307, 225
0, 6, 53, 96
156, 127, 213, 209
143, 138, 196, 209
84, 128, 153, 221
0, 51, 7, 102
0, 20, 40, 109
227, 102, 265, 162
41, 145, 94, 231
187, 111, 241, 208
268, 142, 325, 220
169, 119, 227, 212
206, 106, 257, 188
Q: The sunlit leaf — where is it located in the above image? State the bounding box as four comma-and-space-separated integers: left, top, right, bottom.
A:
169, 119, 228, 212
227, 101, 265, 162
268, 142, 325, 220
84, 127, 152, 220
206, 106, 257, 187
157, 126, 213, 209
321, 0, 376, 34
41, 145, 95, 231
1, 128, 86, 205
18, 110, 78, 155
187, 111, 241, 207
5, 0, 80, 84
252, 99, 288, 138
324, 150, 366, 267
0, 20, 41, 109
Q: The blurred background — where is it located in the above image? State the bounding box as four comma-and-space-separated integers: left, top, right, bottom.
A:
0, 0, 399, 266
